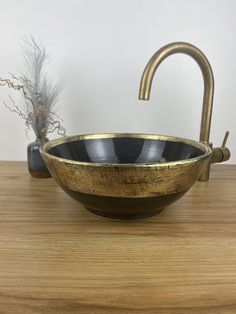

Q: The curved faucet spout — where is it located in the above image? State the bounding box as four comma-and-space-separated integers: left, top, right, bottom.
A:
138, 42, 214, 145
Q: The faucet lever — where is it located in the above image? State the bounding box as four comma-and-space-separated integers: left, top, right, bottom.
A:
210, 131, 231, 165
222, 131, 230, 147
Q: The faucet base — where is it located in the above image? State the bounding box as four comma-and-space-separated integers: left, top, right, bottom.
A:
198, 163, 211, 181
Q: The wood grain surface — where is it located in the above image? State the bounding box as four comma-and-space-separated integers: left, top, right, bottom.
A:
0, 161, 236, 314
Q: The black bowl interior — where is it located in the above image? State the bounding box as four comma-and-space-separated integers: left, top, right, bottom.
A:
47, 137, 205, 164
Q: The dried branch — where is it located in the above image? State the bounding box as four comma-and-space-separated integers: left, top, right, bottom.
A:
0, 36, 66, 139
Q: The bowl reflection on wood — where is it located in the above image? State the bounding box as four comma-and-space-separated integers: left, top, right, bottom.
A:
40, 134, 211, 220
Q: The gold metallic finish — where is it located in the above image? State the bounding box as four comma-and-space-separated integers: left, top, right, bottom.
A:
138, 42, 230, 180
40, 133, 211, 198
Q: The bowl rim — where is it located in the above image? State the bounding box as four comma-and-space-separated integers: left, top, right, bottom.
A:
40, 133, 212, 168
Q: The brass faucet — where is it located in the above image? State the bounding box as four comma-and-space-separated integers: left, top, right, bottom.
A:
139, 42, 230, 181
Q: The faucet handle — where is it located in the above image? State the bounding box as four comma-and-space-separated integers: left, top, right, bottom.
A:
222, 130, 230, 147
210, 130, 231, 164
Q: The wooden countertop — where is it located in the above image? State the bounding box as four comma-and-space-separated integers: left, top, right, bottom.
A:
0, 161, 236, 314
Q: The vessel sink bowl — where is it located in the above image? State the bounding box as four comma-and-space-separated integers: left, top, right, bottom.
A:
40, 134, 211, 220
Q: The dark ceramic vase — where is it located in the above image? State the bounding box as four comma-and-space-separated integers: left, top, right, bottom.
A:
27, 139, 51, 178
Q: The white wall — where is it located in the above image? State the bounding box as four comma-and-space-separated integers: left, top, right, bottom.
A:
0, 0, 235, 162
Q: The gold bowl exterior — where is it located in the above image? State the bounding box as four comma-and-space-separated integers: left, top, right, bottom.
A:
40, 133, 211, 219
